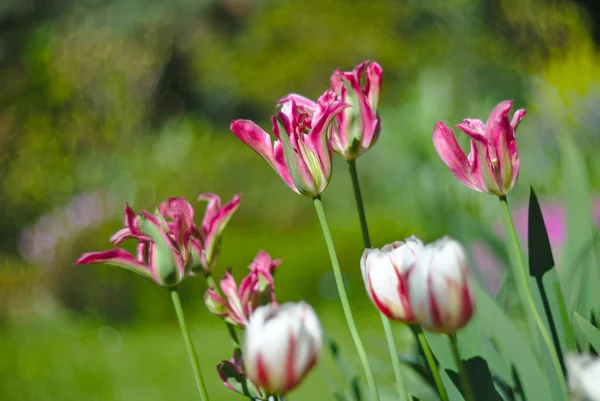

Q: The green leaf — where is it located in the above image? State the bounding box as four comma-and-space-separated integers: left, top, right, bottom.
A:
445, 357, 500, 401
559, 135, 600, 327
325, 334, 362, 401
473, 282, 553, 401
574, 312, 600, 352
527, 187, 555, 279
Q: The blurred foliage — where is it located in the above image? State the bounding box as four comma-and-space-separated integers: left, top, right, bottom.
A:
1, 0, 600, 399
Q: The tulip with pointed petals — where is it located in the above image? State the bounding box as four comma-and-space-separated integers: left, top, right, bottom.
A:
281, 61, 382, 160
75, 203, 190, 287
408, 237, 475, 333
243, 302, 323, 395
205, 251, 279, 327
433, 100, 526, 196
192, 193, 241, 273
360, 236, 423, 322
231, 90, 349, 197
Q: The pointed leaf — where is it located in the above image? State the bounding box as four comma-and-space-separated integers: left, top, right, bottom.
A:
528, 187, 555, 279
574, 312, 600, 352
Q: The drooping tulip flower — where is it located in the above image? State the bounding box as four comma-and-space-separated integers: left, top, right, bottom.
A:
408, 237, 475, 333
360, 236, 423, 322
566, 353, 600, 401
230, 90, 349, 197
75, 203, 191, 287
432, 100, 527, 196
205, 251, 279, 327
243, 302, 323, 395
281, 60, 382, 160
192, 193, 241, 273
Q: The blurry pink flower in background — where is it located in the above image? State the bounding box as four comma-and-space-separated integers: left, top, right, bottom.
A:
473, 197, 600, 294
19, 191, 117, 268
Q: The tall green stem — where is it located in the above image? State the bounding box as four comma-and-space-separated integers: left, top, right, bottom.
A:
170, 288, 210, 401
449, 334, 473, 401
347, 159, 408, 401
414, 326, 448, 401
499, 196, 568, 399
312, 196, 379, 401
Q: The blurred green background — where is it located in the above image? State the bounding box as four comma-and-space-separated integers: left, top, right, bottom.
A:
2, 0, 600, 399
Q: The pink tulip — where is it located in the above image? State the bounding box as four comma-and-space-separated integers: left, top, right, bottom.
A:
204, 250, 279, 327
408, 237, 475, 333
193, 193, 241, 273
281, 60, 382, 160
360, 236, 423, 322
217, 349, 265, 398
231, 90, 349, 197
433, 100, 527, 196
75, 202, 191, 287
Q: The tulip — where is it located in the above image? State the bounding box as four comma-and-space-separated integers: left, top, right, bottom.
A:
360, 236, 424, 322
408, 237, 475, 333
248, 250, 281, 305
566, 353, 600, 401
231, 90, 349, 197
281, 61, 382, 160
205, 250, 279, 327
192, 193, 241, 273
432, 100, 527, 196
75, 202, 190, 287
244, 302, 323, 395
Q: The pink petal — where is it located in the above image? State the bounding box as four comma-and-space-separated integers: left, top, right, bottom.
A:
485, 100, 513, 127
272, 140, 300, 193
230, 120, 277, 168
511, 109, 527, 131
329, 69, 344, 96
365, 61, 382, 109
110, 227, 132, 245
432, 122, 480, 191
75, 249, 152, 279
277, 93, 317, 113
220, 270, 239, 299
456, 119, 487, 143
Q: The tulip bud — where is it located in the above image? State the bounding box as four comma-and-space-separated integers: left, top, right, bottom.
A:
360, 236, 424, 322
244, 302, 322, 395
566, 353, 600, 401
408, 237, 474, 333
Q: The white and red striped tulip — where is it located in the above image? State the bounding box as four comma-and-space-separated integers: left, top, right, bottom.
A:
360, 236, 424, 322
408, 237, 475, 333
243, 302, 323, 395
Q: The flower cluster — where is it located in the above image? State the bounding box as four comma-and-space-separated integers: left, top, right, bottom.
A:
362, 235, 475, 333
74, 56, 591, 401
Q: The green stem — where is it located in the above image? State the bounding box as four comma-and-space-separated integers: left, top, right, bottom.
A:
170, 288, 210, 401
347, 159, 408, 401
414, 326, 448, 401
499, 196, 568, 399
312, 196, 380, 401
449, 334, 474, 401
347, 160, 371, 248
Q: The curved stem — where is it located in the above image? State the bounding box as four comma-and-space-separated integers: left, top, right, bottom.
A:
313, 196, 380, 401
449, 334, 474, 401
414, 326, 449, 401
170, 287, 210, 401
348, 159, 408, 401
499, 196, 568, 399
